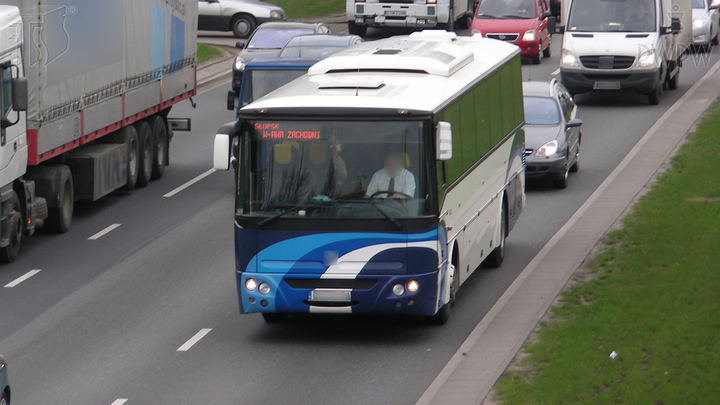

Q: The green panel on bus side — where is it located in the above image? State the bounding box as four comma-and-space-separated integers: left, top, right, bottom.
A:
459, 88, 477, 170
487, 74, 503, 146
511, 57, 524, 126
474, 80, 492, 158
440, 101, 463, 185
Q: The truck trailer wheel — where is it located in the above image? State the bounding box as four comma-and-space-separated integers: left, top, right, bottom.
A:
135, 121, 154, 188
46, 167, 74, 234
123, 125, 140, 190
150, 115, 168, 180
0, 192, 23, 263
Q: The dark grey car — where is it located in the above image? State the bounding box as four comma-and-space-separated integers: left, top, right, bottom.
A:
231, 22, 330, 93
523, 80, 582, 189
1, 354, 10, 405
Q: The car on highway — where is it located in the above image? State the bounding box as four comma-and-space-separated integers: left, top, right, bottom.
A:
692, 0, 720, 51
231, 22, 330, 94
523, 80, 582, 189
198, 0, 286, 38
1, 354, 10, 405
471, 0, 555, 64
278, 34, 363, 58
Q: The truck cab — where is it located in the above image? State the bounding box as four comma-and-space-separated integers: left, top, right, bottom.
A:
560, 0, 691, 104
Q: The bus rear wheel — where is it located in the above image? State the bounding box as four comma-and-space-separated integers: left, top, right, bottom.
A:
484, 200, 506, 268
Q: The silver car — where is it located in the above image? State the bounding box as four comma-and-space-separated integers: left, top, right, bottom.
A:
523, 80, 582, 189
198, 0, 286, 38
692, 0, 720, 51
1, 355, 9, 405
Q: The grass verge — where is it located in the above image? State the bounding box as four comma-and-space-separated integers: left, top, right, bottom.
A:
493, 98, 720, 404
267, 0, 345, 19
197, 43, 223, 65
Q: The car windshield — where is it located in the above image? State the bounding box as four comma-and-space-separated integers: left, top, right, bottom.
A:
279, 44, 347, 58
237, 120, 433, 219
567, 0, 656, 32
693, 0, 705, 8
524, 97, 561, 125
247, 28, 315, 49
240, 69, 308, 106
477, 0, 537, 18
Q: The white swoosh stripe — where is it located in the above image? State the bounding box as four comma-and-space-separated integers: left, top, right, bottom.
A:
321, 241, 437, 279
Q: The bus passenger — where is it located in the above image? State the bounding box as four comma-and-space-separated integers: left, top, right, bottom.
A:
365, 151, 416, 198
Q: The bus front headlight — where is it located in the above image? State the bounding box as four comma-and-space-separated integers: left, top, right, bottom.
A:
258, 282, 271, 295
406, 279, 420, 293
245, 278, 258, 291
392, 284, 405, 296
536, 140, 559, 157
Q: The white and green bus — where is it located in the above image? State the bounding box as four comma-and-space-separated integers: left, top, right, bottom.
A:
213, 30, 525, 323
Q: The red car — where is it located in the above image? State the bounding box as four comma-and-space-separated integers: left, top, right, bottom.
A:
471, 0, 555, 64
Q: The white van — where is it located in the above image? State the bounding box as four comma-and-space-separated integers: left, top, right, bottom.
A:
559, 0, 691, 104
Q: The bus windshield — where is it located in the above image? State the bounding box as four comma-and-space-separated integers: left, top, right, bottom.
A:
567, 0, 656, 32
240, 69, 308, 107
237, 120, 433, 220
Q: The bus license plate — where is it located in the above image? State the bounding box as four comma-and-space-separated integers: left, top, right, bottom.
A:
593, 81, 620, 90
385, 10, 407, 17
309, 289, 351, 302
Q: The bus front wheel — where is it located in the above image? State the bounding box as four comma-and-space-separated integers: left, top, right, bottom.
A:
262, 312, 288, 323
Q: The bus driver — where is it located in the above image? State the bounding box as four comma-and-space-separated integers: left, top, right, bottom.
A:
365, 151, 416, 198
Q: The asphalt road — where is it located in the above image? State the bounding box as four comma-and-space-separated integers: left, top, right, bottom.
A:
1, 36, 718, 405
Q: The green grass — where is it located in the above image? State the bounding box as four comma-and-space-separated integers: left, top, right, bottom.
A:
197, 43, 223, 64
493, 99, 720, 404
266, 0, 345, 19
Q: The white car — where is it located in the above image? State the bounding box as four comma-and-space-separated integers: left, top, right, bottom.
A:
198, 0, 286, 38
692, 0, 720, 51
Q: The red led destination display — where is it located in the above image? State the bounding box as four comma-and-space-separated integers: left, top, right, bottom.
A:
254, 123, 321, 140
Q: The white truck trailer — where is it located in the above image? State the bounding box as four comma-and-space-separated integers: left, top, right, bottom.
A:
559, 0, 691, 104
0, 0, 196, 262
346, 0, 476, 36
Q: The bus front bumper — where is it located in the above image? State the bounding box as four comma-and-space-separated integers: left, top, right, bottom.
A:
237, 271, 441, 316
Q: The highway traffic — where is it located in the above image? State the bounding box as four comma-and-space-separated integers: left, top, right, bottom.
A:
0, 34, 718, 405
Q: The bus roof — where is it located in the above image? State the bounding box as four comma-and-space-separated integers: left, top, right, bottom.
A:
240, 30, 521, 115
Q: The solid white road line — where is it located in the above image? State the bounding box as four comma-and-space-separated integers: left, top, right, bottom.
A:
551, 68, 560, 76
110, 399, 128, 405
177, 328, 212, 352
4, 269, 41, 288
88, 224, 122, 241
163, 169, 216, 198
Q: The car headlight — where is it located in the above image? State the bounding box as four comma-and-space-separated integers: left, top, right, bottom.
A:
561, 49, 579, 67
536, 140, 559, 157
472, 29, 482, 36
270, 10, 283, 19
637, 49, 656, 67
427, 0, 437, 3
234, 57, 247, 72
693, 19, 709, 28
522, 30, 537, 41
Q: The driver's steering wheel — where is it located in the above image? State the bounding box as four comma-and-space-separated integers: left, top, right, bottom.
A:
370, 190, 413, 199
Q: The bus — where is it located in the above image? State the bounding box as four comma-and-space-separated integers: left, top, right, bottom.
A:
213, 30, 526, 324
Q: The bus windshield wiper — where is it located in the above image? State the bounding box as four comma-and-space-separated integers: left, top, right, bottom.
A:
351, 199, 402, 229
257, 201, 320, 227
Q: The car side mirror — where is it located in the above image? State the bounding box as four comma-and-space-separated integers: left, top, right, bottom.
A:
567, 118, 583, 128
542, 11, 552, 19
546, 16, 557, 33
236, 41, 246, 49
436, 121, 453, 161
227, 91, 236, 111
214, 134, 233, 171
711, 3, 718, 10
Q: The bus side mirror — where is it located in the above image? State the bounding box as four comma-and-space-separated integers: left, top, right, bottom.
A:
12, 77, 27, 112
213, 133, 232, 171
436, 121, 453, 161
